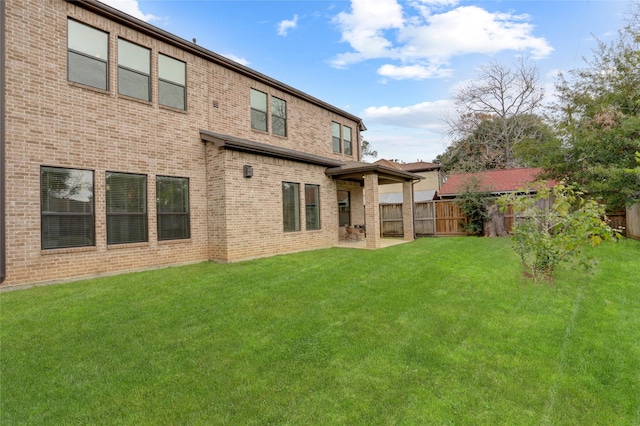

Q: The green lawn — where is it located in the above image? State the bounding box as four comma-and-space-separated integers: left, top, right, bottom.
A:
2, 237, 639, 425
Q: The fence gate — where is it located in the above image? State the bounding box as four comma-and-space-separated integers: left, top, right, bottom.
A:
414, 202, 436, 236
435, 200, 467, 236
380, 204, 404, 237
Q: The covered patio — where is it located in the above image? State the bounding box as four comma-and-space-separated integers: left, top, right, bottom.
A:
326, 162, 422, 249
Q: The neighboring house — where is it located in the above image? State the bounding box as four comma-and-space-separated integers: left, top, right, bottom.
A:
376, 160, 442, 193
437, 168, 551, 199
375, 160, 441, 205
0, 0, 421, 287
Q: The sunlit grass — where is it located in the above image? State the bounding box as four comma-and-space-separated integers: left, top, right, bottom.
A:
2, 237, 639, 424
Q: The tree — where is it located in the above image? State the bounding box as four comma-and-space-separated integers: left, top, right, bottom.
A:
542, 3, 640, 211
456, 177, 491, 235
361, 139, 378, 160
442, 58, 547, 172
498, 183, 618, 283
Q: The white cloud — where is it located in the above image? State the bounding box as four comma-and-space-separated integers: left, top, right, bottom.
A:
99, 0, 159, 22
277, 15, 299, 36
362, 99, 454, 130
220, 53, 250, 67
331, 1, 553, 80
378, 63, 452, 80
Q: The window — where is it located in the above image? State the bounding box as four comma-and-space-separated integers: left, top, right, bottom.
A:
332, 122, 341, 153
159, 54, 186, 110
344, 126, 353, 156
106, 172, 147, 244
282, 182, 300, 232
67, 19, 108, 90
251, 89, 268, 132
305, 185, 320, 231
272, 97, 287, 137
118, 39, 150, 101
40, 166, 95, 249
157, 176, 190, 240
337, 190, 350, 226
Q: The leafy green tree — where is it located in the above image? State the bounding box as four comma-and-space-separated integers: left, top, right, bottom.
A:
498, 183, 618, 283
543, 4, 640, 211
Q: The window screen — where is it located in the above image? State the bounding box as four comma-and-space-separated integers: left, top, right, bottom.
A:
157, 176, 190, 240
118, 39, 150, 101
106, 172, 147, 244
41, 166, 95, 249
251, 89, 268, 132
159, 54, 186, 110
272, 97, 287, 137
305, 184, 320, 230
332, 122, 341, 153
282, 182, 300, 232
67, 19, 108, 90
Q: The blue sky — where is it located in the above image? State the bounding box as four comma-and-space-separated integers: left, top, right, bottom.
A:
102, 0, 632, 163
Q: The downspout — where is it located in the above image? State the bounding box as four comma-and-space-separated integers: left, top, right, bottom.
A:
411, 180, 417, 239
0, 0, 6, 283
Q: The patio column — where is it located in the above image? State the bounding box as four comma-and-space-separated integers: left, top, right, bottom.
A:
363, 172, 381, 249
402, 181, 415, 241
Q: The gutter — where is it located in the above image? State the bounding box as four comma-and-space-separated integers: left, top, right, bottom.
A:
0, 0, 6, 283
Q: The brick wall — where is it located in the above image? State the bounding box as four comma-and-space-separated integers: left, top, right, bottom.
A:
2, 0, 361, 287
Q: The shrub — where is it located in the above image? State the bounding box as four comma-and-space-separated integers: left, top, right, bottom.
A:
498, 182, 618, 282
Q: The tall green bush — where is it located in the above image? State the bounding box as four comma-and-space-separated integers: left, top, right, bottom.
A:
498, 182, 618, 282
457, 177, 491, 235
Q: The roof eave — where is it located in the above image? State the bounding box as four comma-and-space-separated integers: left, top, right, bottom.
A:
200, 130, 343, 168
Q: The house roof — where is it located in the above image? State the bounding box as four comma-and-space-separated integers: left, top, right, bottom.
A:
67, 0, 365, 131
325, 161, 424, 185
399, 161, 441, 172
438, 168, 552, 197
200, 130, 343, 168
374, 159, 441, 172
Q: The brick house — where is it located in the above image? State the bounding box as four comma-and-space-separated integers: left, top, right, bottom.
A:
0, 0, 421, 287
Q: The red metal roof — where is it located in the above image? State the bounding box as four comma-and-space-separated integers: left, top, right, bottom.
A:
438, 168, 553, 196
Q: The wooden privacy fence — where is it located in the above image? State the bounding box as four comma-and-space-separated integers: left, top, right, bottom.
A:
380, 201, 468, 237
380, 200, 518, 237
381, 197, 630, 238
627, 204, 640, 240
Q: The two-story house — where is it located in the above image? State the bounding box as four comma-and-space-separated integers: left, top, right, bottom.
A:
0, 0, 421, 288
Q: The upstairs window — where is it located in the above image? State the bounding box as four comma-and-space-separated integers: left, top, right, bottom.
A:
332, 122, 341, 153
251, 89, 268, 132
106, 172, 148, 245
118, 39, 151, 101
157, 176, 190, 241
159, 54, 186, 110
41, 166, 95, 249
67, 19, 109, 90
272, 97, 287, 137
344, 126, 353, 156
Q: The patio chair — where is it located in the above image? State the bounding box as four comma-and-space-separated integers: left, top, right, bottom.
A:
344, 225, 361, 242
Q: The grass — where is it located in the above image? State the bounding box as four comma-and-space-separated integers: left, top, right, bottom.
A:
1, 237, 639, 425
